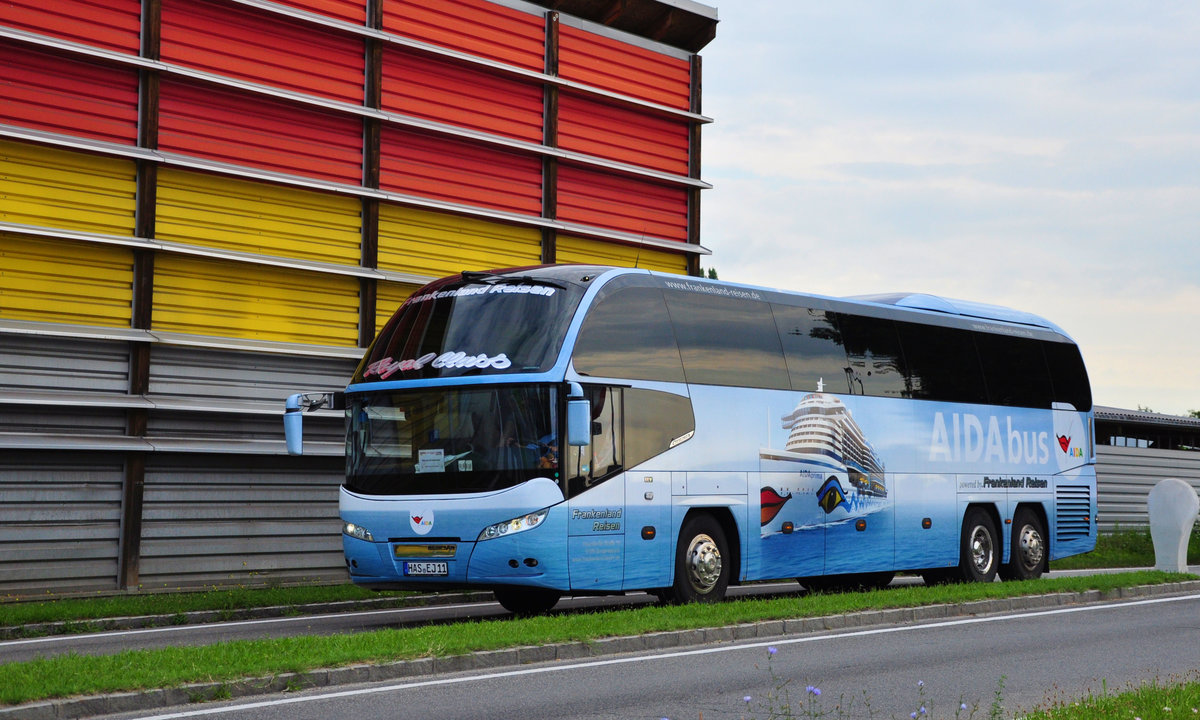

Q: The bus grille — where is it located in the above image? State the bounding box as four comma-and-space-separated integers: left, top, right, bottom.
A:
1055, 485, 1092, 539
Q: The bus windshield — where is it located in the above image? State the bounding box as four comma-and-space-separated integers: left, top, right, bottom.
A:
344, 385, 560, 496
353, 270, 593, 383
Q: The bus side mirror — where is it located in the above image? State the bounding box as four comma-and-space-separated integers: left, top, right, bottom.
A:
566, 383, 591, 447
567, 399, 592, 446
284, 392, 344, 455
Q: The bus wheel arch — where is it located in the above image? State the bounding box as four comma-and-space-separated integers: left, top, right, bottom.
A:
662, 509, 739, 604
999, 504, 1048, 581
958, 504, 1001, 583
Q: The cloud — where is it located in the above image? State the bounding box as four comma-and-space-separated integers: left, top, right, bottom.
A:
699, 1, 1200, 414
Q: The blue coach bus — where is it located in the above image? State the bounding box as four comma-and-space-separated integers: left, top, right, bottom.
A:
284, 265, 1096, 614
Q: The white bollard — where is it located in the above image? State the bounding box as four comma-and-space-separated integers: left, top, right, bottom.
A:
1147, 478, 1199, 573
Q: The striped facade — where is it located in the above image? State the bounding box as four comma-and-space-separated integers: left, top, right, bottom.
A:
0, 0, 717, 595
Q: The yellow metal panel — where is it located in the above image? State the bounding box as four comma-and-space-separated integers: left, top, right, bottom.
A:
0, 233, 133, 327
0, 139, 136, 236
555, 235, 687, 275
156, 169, 362, 265
377, 204, 541, 277
153, 255, 360, 346
375, 281, 417, 334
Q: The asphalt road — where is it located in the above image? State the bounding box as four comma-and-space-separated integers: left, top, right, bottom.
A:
99, 591, 1200, 720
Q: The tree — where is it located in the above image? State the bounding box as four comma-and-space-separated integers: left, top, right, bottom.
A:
1189, 410, 1200, 419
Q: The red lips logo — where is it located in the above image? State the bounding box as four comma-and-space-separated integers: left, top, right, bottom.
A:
411, 516, 423, 525
760, 487, 793, 526
1056, 435, 1071, 453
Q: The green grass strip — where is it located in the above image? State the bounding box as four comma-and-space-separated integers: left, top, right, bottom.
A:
1023, 674, 1200, 719
0, 584, 394, 628
0, 571, 1192, 707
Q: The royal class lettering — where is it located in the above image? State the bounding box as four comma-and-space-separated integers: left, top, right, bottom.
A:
407, 284, 556, 304
364, 351, 511, 379
928, 412, 1050, 464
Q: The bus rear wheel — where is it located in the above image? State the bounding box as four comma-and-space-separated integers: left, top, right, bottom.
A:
957, 508, 999, 583
493, 587, 561, 616
999, 508, 1046, 581
663, 515, 730, 604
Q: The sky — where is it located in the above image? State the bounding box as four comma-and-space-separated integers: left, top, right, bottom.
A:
697, 1, 1200, 416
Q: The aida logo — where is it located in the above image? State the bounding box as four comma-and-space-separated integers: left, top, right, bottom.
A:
760, 487, 792, 526
1058, 435, 1084, 457
409, 508, 434, 535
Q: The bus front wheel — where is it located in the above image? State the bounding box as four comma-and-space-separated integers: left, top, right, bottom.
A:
958, 508, 999, 583
664, 515, 730, 604
494, 587, 561, 616
999, 508, 1046, 581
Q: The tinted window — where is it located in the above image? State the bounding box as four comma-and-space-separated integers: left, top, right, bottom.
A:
834, 314, 908, 398
975, 333, 1054, 408
1043, 341, 1092, 411
565, 385, 624, 498
664, 291, 789, 389
896, 322, 988, 403
573, 286, 685, 382
625, 388, 694, 468
772, 305, 848, 393
356, 275, 586, 382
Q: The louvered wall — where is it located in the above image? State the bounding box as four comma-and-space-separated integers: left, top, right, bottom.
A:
0, 0, 710, 596
1095, 446, 1200, 530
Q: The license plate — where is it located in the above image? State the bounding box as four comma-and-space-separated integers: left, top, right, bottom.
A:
404, 561, 448, 576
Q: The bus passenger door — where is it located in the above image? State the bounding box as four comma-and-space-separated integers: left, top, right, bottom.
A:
565, 386, 625, 591
623, 471, 672, 589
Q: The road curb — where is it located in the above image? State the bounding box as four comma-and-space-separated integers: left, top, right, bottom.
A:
4, 580, 1199, 720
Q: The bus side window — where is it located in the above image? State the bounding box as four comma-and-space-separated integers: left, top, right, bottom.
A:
772, 304, 848, 393
573, 286, 685, 383
896, 322, 988, 404
663, 292, 790, 390
976, 333, 1054, 408
833, 313, 908, 398
1043, 341, 1092, 411
566, 386, 624, 498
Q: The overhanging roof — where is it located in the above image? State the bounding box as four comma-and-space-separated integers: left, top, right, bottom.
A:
529, 0, 718, 52
1095, 406, 1200, 429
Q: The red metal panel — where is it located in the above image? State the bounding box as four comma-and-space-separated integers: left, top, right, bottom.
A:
161, 0, 364, 104
158, 79, 363, 184
0, 0, 140, 54
557, 164, 687, 242
383, 0, 544, 71
268, 0, 367, 24
381, 47, 543, 143
0, 45, 138, 145
380, 127, 541, 216
558, 25, 690, 110
558, 91, 688, 176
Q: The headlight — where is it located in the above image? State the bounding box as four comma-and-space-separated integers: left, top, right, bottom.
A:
343, 522, 375, 542
477, 508, 549, 541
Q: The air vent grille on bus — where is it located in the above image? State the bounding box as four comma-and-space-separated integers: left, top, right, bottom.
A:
1055, 485, 1092, 539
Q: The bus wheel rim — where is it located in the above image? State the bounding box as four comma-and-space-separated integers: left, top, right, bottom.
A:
1017, 524, 1044, 570
969, 525, 993, 575
686, 533, 722, 593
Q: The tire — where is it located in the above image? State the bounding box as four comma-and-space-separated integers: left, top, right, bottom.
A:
999, 507, 1047, 581
957, 507, 999, 583
493, 587, 561, 616
663, 514, 730, 604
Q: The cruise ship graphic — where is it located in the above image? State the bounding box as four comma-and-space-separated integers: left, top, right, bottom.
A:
760, 391, 887, 498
